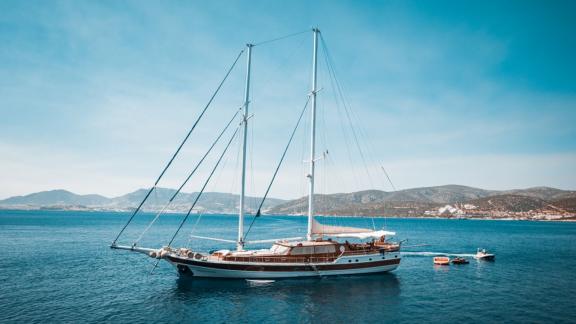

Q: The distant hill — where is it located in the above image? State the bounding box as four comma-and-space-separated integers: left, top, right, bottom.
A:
0, 190, 110, 206
2, 185, 575, 219
269, 185, 495, 215
268, 185, 576, 219
379, 185, 495, 204
501, 187, 576, 201
551, 197, 576, 213
465, 194, 551, 213
0, 188, 285, 214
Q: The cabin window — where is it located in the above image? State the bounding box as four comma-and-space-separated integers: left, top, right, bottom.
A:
291, 246, 314, 255
314, 245, 336, 254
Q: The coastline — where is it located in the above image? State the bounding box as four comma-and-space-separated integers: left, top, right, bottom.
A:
1, 207, 574, 222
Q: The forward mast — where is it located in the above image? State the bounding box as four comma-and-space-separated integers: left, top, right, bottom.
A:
307, 28, 319, 241
238, 43, 253, 251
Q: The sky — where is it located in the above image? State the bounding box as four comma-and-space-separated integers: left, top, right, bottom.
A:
1, 0, 575, 199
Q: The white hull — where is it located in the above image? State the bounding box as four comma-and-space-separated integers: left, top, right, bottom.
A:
172, 262, 400, 279
165, 252, 401, 279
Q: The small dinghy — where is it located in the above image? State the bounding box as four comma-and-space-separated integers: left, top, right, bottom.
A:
474, 248, 495, 261
451, 257, 469, 265
433, 256, 450, 265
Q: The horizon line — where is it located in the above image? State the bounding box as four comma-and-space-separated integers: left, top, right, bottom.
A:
2, 183, 574, 201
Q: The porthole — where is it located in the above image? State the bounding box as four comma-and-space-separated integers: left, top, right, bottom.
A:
348, 260, 352, 263
369, 258, 372, 261
355, 259, 359, 262
381, 257, 385, 259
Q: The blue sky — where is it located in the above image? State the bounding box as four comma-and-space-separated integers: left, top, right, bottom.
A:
1, 0, 575, 199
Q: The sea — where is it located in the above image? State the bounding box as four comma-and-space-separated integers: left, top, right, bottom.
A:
1, 210, 575, 323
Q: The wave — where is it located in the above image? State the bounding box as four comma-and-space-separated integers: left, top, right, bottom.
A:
401, 251, 476, 257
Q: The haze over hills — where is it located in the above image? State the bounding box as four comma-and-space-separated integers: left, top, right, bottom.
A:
1, 185, 575, 220
0, 190, 110, 206
269, 185, 576, 213
0, 188, 284, 214
268, 185, 576, 220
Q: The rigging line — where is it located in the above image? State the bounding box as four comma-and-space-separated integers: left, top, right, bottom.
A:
355, 107, 398, 192
186, 209, 205, 248
297, 100, 310, 216
226, 116, 242, 196
167, 126, 241, 247
320, 36, 375, 189
252, 35, 308, 105
243, 96, 311, 242
322, 40, 381, 230
249, 112, 255, 211
321, 36, 393, 230
186, 138, 239, 248
186, 126, 237, 248
186, 196, 211, 248
321, 36, 397, 192
252, 29, 310, 47
322, 36, 387, 191
381, 166, 397, 191
337, 66, 395, 192
132, 108, 242, 245
111, 49, 245, 246
324, 52, 360, 191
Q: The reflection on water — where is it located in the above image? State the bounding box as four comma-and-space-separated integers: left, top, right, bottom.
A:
174, 272, 401, 298
168, 274, 402, 322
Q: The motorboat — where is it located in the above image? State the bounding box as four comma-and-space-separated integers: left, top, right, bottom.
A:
451, 257, 469, 264
474, 248, 495, 261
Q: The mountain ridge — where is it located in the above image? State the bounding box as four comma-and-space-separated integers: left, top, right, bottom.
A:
0, 188, 285, 214
268, 185, 576, 220
1, 185, 575, 220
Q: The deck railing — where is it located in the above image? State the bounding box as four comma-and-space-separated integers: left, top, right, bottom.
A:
222, 256, 338, 264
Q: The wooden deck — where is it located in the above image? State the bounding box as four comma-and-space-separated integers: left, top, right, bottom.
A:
216, 241, 400, 264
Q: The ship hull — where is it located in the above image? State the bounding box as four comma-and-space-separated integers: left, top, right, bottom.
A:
165, 253, 401, 279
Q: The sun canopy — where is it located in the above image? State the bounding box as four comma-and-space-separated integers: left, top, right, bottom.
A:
311, 219, 395, 239
326, 230, 396, 239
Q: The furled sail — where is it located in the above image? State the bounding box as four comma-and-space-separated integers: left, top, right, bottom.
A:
311, 219, 395, 239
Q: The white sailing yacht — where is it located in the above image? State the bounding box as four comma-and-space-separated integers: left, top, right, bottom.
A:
111, 28, 401, 279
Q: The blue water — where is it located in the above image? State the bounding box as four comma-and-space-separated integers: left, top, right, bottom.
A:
1, 210, 575, 323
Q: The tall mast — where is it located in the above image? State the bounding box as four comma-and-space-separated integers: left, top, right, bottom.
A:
238, 44, 252, 251
307, 28, 319, 241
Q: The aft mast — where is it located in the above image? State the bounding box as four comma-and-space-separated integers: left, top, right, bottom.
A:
307, 28, 319, 241
238, 43, 253, 251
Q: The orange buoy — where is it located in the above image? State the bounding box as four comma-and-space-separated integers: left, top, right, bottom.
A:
433, 256, 450, 265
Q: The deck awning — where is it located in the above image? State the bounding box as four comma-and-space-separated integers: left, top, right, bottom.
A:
311, 219, 395, 239
326, 230, 396, 239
